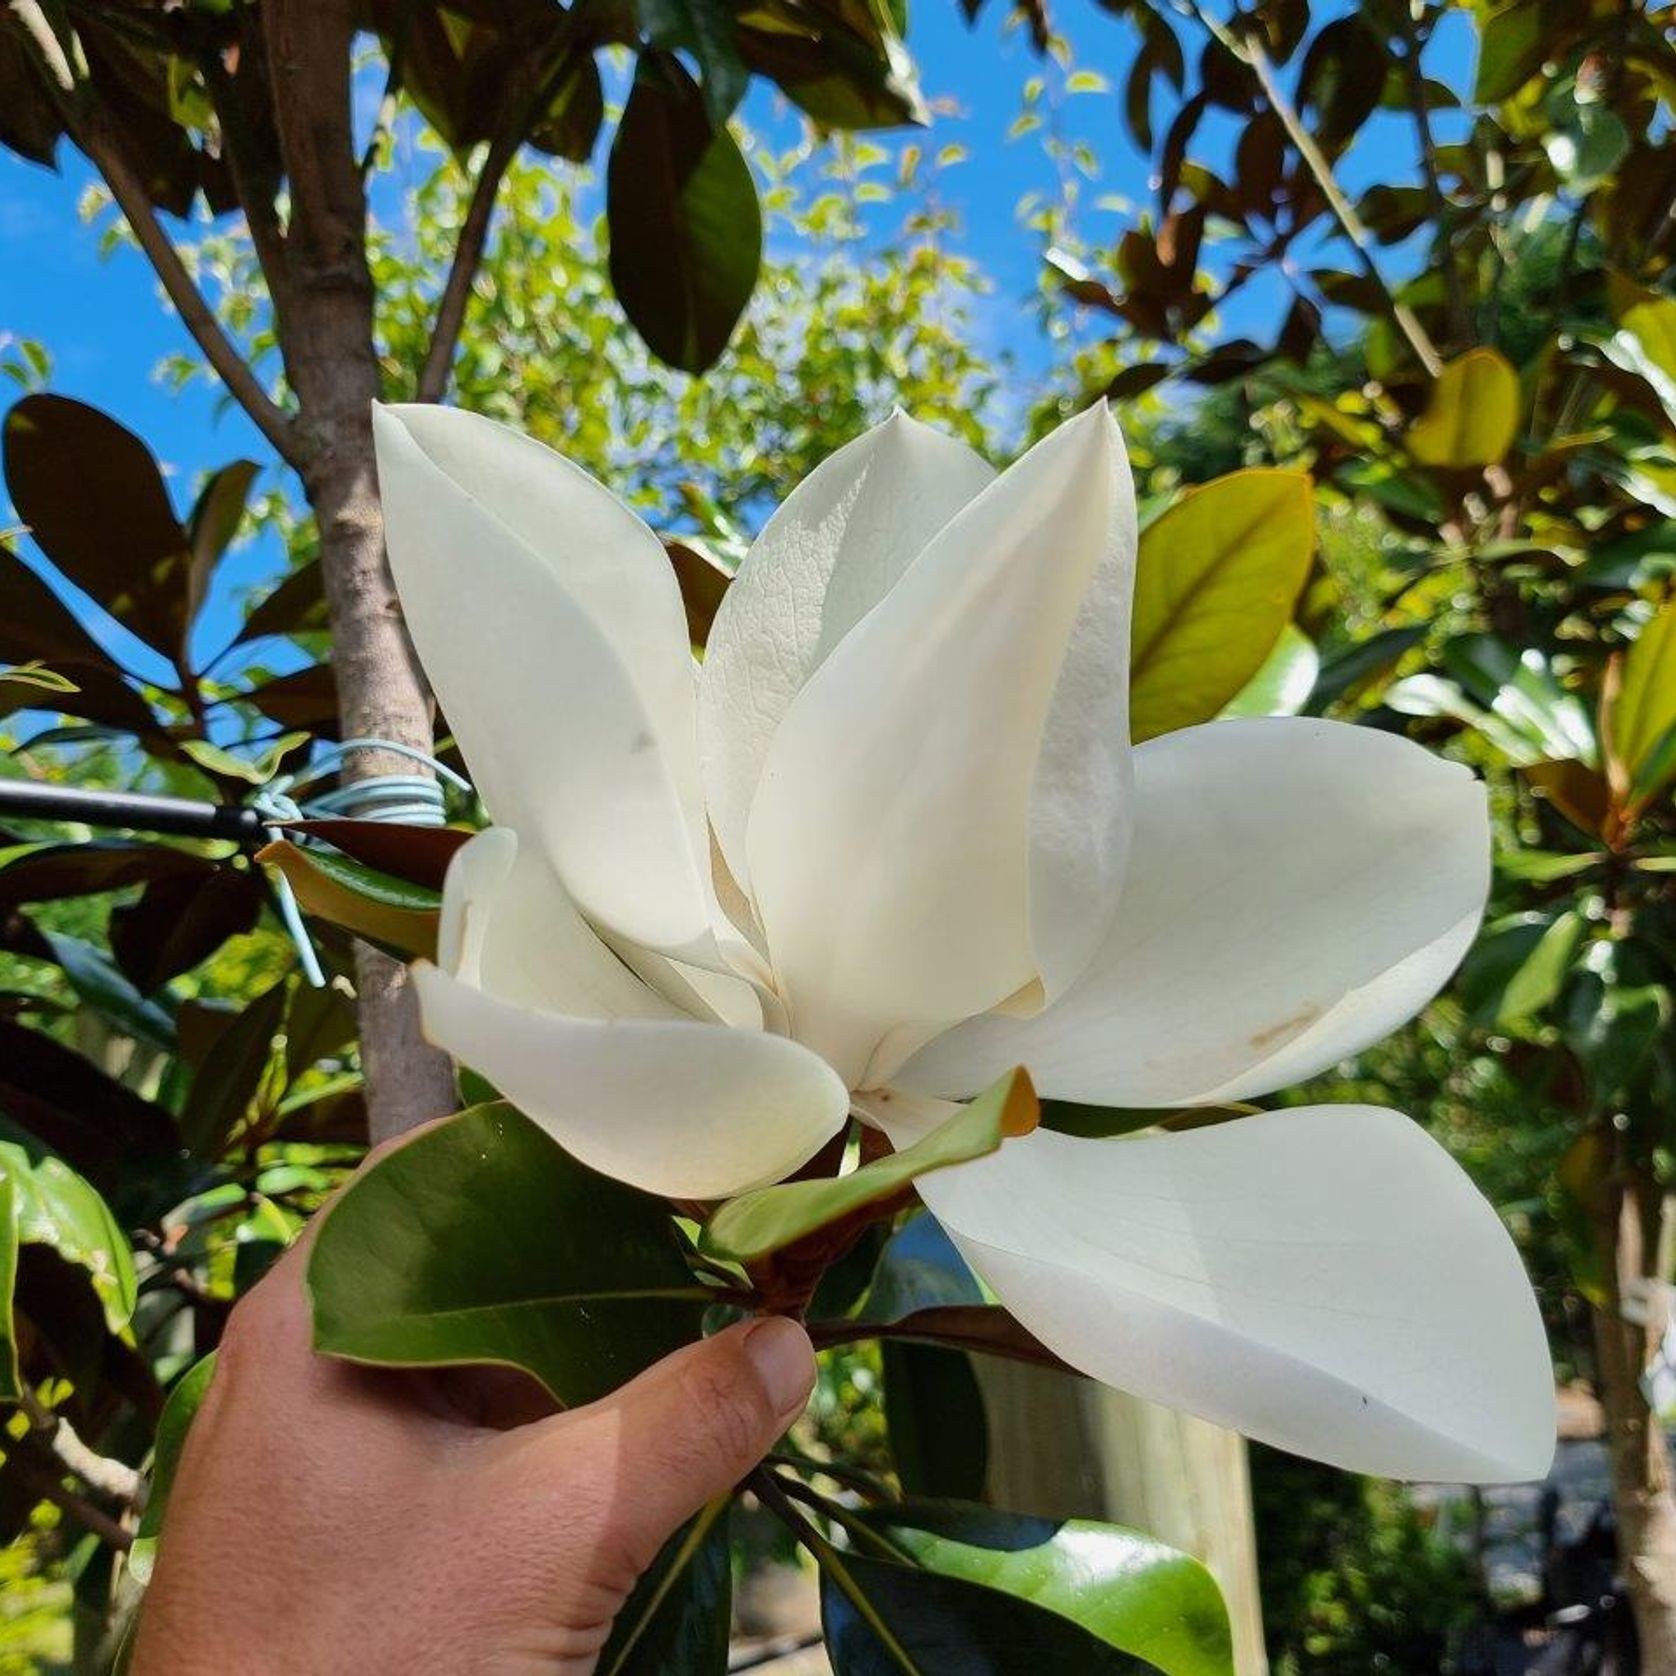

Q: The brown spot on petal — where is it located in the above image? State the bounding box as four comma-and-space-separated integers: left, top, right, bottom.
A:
1249, 1004, 1321, 1051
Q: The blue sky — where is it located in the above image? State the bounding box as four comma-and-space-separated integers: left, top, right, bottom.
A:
0, 4, 1464, 691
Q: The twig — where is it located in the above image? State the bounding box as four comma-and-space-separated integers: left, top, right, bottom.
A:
7, 1, 303, 467
9, 1451, 134, 1551
1178, 0, 1443, 376
1394, 19, 1469, 346
415, 128, 519, 403
20, 1389, 147, 1509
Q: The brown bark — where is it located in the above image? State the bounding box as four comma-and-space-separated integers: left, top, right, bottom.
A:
261, 0, 455, 1141
1594, 1174, 1676, 1671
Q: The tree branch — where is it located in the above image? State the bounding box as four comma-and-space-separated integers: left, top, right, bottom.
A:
1395, 21, 1469, 347
416, 129, 518, 404
1179, 0, 1444, 376
7, 1, 303, 467
20, 1389, 146, 1509
9, 1450, 133, 1551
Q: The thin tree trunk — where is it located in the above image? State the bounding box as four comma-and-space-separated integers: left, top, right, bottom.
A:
978, 1361, 1269, 1674
262, 0, 455, 1142
1594, 1177, 1676, 1671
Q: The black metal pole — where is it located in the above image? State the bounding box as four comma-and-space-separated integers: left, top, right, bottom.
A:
0, 779, 267, 843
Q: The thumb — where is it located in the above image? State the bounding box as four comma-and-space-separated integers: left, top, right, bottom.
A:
521, 1317, 816, 1573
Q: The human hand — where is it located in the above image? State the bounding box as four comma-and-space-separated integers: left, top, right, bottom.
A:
130, 1191, 816, 1676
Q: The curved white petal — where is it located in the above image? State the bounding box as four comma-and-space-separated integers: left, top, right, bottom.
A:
700, 411, 995, 897
910, 1105, 1556, 1483
437, 828, 681, 1021
1027, 408, 1138, 1003
747, 405, 1125, 1086
373, 405, 717, 962
903, 718, 1489, 1106
413, 962, 851, 1200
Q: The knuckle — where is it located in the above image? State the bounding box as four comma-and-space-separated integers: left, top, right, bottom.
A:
674, 1352, 775, 1468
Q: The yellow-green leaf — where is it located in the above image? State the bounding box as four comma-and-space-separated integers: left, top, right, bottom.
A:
1406, 349, 1520, 468
257, 839, 439, 959
702, 1069, 1038, 1263
1612, 596, 1676, 805
1129, 469, 1315, 743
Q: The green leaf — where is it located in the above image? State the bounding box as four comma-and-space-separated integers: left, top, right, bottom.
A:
180, 730, 308, 785
180, 978, 287, 1157
184, 459, 258, 642
257, 839, 440, 959
864, 1503, 1233, 1676
1562, 947, 1672, 1109
0, 1140, 136, 1334
1129, 470, 1315, 742
884, 1341, 989, 1501
1497, 909, 1585, 1028
109, 867, 265, 993
607, 52, 762, 375
39, 930, 176, 1051
861, 1213, 986, 1324
3, 393, 192, 660
234, 558, 329, 647
820, 1545, 1167, 1674
1305, 623, 1426, 711
0, 840, 213, 908
1473, 0, 1548, 101
1613, 595, 1676, 805
1217, 624, 1318, 719
702, 1069, 1038, 1263
129, 1354, 218, 1586
0, 662, 76, 720
0, 1173, 19, 1403
1405, 350, 1520, 468
634, 0, 748, 126
308, 1103, 706, 1406
597, 1497, 732, 1676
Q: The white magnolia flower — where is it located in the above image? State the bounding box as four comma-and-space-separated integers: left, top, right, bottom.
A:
372, 401, 1556, 1486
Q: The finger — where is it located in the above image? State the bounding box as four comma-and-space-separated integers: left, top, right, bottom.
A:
517, 1317, 815, 1569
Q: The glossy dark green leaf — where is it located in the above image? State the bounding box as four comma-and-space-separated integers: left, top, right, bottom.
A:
39, 930, 176, 1051
285, 818, 471, 893
739, 3, 928, 129
529, 55, 607, 163
257, 839, 439, 959
1497, 909, 1585, 1027
0, 1139, 136, 1334
180, 978, 287, 1157
820, 1545, 1166, 1674
0, 540, 122, 671
703, 1070, 1037, 1263
233, 558, 329, 646
1563, 949, 1672, 1109
240, 661, 340, 732
3, 394, 192, 660
884, 1341, 989, 1502
0, 1173, 18, 1402
862, 1213, 985, 1325
597, 1497, 731, 1676
1296, 17, 1385, 147
129, 1353, 218, 1586
0, 840, 213, 908
635, 0, 748, 125
0, 1019, 180, 1210
0, 29, 63, 166
607, 52, 762, 375
309, 1103, 706, 1406
1305, 623, 1426, 712
184, 459, 259, 644
862, 1503, 1233, 1676
112, 867, 265, 993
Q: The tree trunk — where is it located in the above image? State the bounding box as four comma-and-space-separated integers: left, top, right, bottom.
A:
1594, 1177, 1676, 1671
262, 0, 455, 1142
978, 1361, 1269, 1674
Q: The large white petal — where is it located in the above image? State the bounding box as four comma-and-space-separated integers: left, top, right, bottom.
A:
902, 717, 1488, 1106
413, 963, 851, 1200
747, 405, 1125, 1087
700, 411, 995, 897
903, 1103, 1555, 1483
1026, 410, 1137, 1004
437, 827, 681, 1021
373, 406, 717, 961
